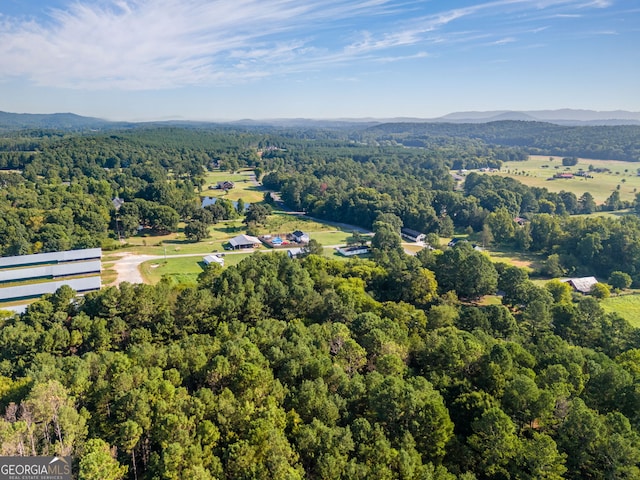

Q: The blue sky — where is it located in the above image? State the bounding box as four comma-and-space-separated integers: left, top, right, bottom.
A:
0, 0, 638, 120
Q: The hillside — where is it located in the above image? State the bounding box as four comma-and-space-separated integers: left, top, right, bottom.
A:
0, 111, 121, 132
364, 121, 640, 161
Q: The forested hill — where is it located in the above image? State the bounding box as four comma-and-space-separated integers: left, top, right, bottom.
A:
364, 121, 640, 161
3, 112, 640, 161
0, 111, 122, 132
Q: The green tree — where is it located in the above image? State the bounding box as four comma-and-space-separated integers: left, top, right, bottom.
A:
578, 192, 596, 214
530, 214, 561, 252
184, 220, 209, 242
590, 282, 611, 300
609, 271, 632, 291
374, 212, 403, 232
436, 242, 498, 299
546, 279, 573, 304
485, 207, 515, 244
244, 204, 271, 226
518, 433, 567, 480
301, 239, 323, 257
371, 221, 403, 254
148, 204, 179, 233
541, 253, 564, 278
79, 438, 128, 480
236, 198, 245, 215
480, 223, 494, 247
468, 407, 520, 479
118, 420, 143, 480
605, 190, 622, 211
497, 264, 529, 307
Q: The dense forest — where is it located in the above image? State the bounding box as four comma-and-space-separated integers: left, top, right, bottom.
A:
2, 123, 640, 478
2, 245, 640, 479
362, 121, 640, 162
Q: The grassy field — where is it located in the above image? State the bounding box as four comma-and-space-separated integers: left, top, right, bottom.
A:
200, 168, 265, 203
483, 246, 541, 272
139, 252, 254, 284
477, 155, 640, 204
601, 293, 640, 327
103, 208, 379, 285
138, 245, 373, 284
113, 213, 358, 257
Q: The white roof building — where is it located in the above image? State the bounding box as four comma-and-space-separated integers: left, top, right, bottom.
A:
203, 254, 224, 267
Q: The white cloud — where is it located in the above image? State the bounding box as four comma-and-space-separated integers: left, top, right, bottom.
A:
0, 0, 399, 89
374, 51, 430, 63
489, 37, 518, 45
0, 0, 618, 90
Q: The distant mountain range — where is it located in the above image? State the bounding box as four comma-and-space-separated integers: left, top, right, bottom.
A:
431, 109, 640, 126
1, 108, 640, 131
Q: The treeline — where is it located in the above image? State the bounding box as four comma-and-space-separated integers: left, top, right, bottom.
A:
1, 244, 640, 479
364, 121, 640, 162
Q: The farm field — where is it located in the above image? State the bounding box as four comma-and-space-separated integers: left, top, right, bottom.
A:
601, 293, 640, 328
475, 155, 640, 204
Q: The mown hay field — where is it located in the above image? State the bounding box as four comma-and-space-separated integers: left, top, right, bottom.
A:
476, 155, 640, 204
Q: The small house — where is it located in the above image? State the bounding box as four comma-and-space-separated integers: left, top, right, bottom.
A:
447, 238, 466, 248
112, 197, 125, 211
336, 246, 371, 257
217, 181, 235, 190
291, 230, 310, 244
401, 228, 426, 243
203, 254, 224, 267
288, 248, 304, 259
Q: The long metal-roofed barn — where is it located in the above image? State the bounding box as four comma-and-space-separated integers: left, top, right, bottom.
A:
0, 248, 102, 302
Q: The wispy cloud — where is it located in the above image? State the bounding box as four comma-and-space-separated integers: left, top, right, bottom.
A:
0, 0, 619, 90
374, 51, 430, 63
489, 37, 518, 45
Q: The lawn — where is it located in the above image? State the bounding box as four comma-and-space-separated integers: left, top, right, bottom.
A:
103, 211, 372, 282
117, 212, 358, 256
473, 155, 640, 205
140, 252, 254, 284
601, 293, 640, 327
200, 168, 265, 203
260, 213, 356, 236
483, 246, 542, 272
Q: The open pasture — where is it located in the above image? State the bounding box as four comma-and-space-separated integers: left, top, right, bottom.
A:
601, 293, 640, 328
480, 155, 640, 204
200, 168, 264, 203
